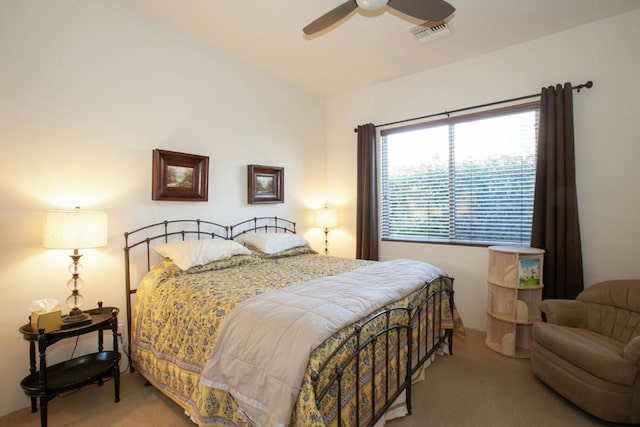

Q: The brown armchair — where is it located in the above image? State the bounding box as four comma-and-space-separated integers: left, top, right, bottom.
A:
531, 279, 640, 423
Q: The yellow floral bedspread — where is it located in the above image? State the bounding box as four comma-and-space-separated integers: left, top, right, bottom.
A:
132, 254, 463, 426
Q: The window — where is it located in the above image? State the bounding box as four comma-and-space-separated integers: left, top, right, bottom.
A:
380, 102, 539, 246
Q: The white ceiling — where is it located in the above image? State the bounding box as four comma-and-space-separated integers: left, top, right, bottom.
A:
118, 0, 640, 97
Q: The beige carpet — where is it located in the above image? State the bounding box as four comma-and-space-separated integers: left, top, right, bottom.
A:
1, 329, 614, 427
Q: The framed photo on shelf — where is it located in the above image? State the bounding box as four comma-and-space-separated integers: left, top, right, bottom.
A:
247, 164, 284, 204
152, 149, 209, 201
518, 257, 541, 287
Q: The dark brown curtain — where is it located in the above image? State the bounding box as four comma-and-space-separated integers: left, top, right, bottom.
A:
356, 123, 379, 260
531, 83, 584, 299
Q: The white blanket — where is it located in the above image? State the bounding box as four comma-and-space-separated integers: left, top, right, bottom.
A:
199, 259, 446, 427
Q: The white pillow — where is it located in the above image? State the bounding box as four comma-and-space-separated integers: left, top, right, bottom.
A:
235, 233, 309, 254
154, 239, 251, 271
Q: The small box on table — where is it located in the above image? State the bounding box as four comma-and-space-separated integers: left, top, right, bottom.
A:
30, 309, 62, 333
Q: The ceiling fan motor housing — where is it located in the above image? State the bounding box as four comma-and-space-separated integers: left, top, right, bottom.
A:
356, 0, 389, 11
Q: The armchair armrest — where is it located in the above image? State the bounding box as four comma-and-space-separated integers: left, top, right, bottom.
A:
624, 336, 640, 365
540, 299, 586, 327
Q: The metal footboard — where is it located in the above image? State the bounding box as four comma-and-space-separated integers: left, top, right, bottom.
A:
311, 276, 455, 427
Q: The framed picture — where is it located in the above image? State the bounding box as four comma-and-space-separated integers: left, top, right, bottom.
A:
152, 149, 209, 201
247, 164, 284, 204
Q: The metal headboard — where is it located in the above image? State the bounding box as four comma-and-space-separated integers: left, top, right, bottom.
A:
229, 216, 296, 239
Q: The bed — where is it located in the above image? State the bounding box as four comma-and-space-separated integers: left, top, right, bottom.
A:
124, 217, 464, 426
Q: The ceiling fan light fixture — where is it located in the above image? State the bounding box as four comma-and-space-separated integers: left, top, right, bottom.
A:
356, 0, 389, 11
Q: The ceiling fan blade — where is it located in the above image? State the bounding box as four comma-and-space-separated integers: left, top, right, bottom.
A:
303, 1, 358, 35
388, 0, 455, 22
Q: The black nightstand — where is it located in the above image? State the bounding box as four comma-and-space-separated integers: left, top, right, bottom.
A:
19, 302, 121, 427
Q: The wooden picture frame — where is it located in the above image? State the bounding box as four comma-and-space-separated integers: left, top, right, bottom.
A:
152, 149, 209, 201
247, 164, 284, 204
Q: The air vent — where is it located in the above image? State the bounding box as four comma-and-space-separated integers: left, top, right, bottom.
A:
408, 22, 452, 43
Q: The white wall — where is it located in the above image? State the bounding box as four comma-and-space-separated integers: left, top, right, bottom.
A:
0, 0, 327, 416
326, 10, 640, 331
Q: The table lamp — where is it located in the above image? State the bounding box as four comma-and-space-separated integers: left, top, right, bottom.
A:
42, 207, 108, 327
314, 207, 338, 255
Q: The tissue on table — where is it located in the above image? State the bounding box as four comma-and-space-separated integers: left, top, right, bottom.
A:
29, 298, 62, 332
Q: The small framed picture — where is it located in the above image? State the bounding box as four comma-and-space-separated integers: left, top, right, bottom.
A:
152, 149, 209, 201
247, 164, 284, 204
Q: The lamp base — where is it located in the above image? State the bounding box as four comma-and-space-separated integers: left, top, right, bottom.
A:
61, 309, 92, 328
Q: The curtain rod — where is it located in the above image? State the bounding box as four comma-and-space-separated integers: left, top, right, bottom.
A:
353, 80, 593, 132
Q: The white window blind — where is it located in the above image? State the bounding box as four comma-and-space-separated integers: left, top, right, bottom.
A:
380, 102, 540, 246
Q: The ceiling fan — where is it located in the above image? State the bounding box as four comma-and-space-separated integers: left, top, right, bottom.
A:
303, 0, 455, 36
